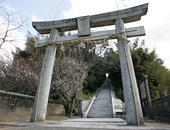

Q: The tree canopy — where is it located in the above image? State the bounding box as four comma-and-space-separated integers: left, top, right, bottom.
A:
104, 38, 170, 100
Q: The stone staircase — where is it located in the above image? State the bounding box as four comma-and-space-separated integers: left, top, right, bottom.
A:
85, 79, 125, 118
87, 79, 113, 118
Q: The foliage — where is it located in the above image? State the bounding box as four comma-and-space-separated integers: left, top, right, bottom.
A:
82, 48, 120, 97
83, 58, 106, 95
104, 48, 123, 100
77, 91, 95, 100
130, 38, 170, 99
104, 38, 170, 100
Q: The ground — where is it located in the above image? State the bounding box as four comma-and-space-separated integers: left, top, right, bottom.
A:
0, 115, 170, 130
0, 118, 170, 130
0, 114, 71, 130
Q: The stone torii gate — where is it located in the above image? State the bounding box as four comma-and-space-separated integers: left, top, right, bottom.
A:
30, 3, 148, 126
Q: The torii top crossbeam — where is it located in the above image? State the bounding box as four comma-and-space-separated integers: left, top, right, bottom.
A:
32, 3, 148, 34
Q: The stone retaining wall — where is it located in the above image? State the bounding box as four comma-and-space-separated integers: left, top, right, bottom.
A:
144, 95, 170, 117
0, 90, 64, 121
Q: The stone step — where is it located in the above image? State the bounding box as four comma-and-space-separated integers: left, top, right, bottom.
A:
90, 102, 111, 107
87, 113, 113, 118
90, 106, 111, 109
88, 114, 113, 117
87, 113, 113, 116
93, 102, 111, 105
93, 99, 111, 103
93, 100, 111, 103
89, 108, 112, 112
88, 113, 113, 116
90, 103, 112, 107
88, 111, 112, 115
95, 98, 111, 100
115, 106, 121, 109
90, 105, 112, 108
91, 103, 111, 107
98, 95, 110, 99
89, 108, 112, 111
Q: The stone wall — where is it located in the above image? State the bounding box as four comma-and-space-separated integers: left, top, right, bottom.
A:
0, 90, 64, 121
144, 95, 170, 117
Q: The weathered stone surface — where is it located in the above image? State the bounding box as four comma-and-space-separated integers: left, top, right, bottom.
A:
0, 90, 64, 122
30, 29, 59, 122
115, 18, 144, 125
32, 3, 148, 34
77, 16, 90, 36
35, 26, 145, 48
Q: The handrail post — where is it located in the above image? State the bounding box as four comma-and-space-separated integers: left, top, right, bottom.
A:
109, 80, 116, 118
144, 75, 154, 119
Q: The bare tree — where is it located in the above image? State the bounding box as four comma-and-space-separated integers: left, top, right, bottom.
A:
50, 54, 90, 116
0, 1, 27, 66
0, 30, 108, 117
48, 42, 106, 116
0, 3, 26, 46
0, 50, 44, 95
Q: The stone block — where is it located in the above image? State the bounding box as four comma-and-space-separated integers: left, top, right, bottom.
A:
77, 16, 90, 36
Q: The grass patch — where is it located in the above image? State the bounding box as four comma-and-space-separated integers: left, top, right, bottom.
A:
77, 91, 94, 100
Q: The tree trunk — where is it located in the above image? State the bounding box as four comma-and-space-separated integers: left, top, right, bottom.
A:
63, 102, 72, 117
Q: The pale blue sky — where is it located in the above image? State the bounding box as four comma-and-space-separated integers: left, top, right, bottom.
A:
1, 0, 170, 69
3, 0, 71, 20
2, 0, 71, 34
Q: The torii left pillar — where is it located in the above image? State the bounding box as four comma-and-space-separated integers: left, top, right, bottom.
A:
30, 29, 58, 122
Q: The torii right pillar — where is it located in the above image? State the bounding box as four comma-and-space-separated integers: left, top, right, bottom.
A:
115, 18, 144, 126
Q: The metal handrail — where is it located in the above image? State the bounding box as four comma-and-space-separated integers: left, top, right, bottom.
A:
109, 83, 116, 118
83, 95, 96, 118
0, 90, 34, 99
0, 89, 57, 103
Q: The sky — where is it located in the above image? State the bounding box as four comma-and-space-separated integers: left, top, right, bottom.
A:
1, 0, 170, 69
